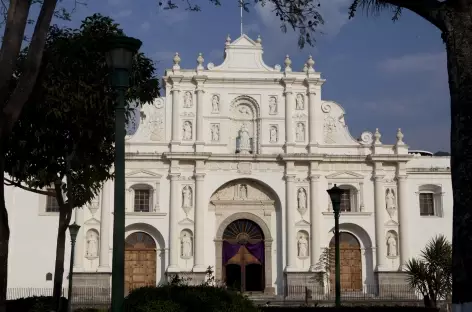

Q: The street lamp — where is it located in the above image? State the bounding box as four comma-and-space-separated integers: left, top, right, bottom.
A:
105, 35, 142, 312
327, 184, 343, 307
67, 222, 81, 312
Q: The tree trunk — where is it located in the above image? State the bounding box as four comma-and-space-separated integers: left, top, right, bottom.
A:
0, 145, 9, 312
444, 8, 472, 310
52, 206, 71, 312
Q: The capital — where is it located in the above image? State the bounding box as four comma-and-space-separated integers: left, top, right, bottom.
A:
194, 173, 206, 181
284, 174, 296, 182
396, 175, 408, 181
309, 174, 320, 181
374, 175, 384, 182
169, 173, 181, 181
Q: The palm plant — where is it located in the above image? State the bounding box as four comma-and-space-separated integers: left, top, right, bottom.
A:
405, 234, 452, 308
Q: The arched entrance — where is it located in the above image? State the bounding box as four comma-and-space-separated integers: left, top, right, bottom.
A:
222, 219, 265, 292
125, 232, 157, 293
329, 232, 362, 291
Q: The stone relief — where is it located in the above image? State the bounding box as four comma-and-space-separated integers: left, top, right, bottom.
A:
269, 96, 278, 115
238, 105, 252, 117
180, 230, 193, 258
321, 101, 331, 113
239, 184, 248, 199
359, 131, 374, 145
269, 125, 278, 143
297, 231, 309, 258
238, 123, 251, 153
297, 188, 307, 216
182, 185, 193, 216
211, 124, 220, 142
88, 196, 99, 216
133, 100, 165, 141
295, 93, 305, 110
210, 181, 272, 201
183, 91, 193, 108
182, 121, 192, 140
212, 95, 220, 113
295, 122, 305, 142
237, 162, 252, 174
385, 188, 397, 219
386, 231, 398, 257
86, 230, 99, 258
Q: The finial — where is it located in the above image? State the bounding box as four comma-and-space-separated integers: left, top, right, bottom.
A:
256, 35, 262, 44
196, 53, 204, 71
173, 52, 181, 71
303, 63, 308, 73
396, 128, 404, 145
306, 55, 315, 72
284, 55, 292, 72
374, 128, 382, 144
226, 34, 231, 45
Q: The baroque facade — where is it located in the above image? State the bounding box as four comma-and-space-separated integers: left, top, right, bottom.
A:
6, 34, 452, 297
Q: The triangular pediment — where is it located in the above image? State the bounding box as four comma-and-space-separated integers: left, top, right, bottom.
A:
295, 220, 310, 227
325, 171, 364, 180
385, 219, 398, 227
126, 169, 162, 179
230, 34, 257, 47
84, 217, 100, 226
178, 217, 194, 225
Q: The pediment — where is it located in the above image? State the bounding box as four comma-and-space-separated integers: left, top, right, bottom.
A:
210, 180, 273, 201
126, 169, 162, 179
325, 171, 364, 180
84, 217, 100, 226
295, 220, 310, 227
385, 219, 398, 226
178, 217, 194, 225
231, 34, 258, 47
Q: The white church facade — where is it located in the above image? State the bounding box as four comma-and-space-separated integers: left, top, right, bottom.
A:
6, 34, 452, 297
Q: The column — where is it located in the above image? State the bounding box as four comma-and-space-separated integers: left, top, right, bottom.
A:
308, 90, 317, 150
195, 85, 205, 152
167, 173, 180, 271
171, 87, 180, 147
284, 89, 294, 153
193, 172, 206, 271
98, 180, 111, 270
309, 174, 321, 271
125, 187, 134, 212
359, 182, 365, 212
374, 175, 387, 270
74, 207, 84, 270
153, 182, 160, 212
285, 174, 296, 270
397, 176, 410, 269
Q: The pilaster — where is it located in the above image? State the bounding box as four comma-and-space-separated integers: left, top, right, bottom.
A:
285, 161, 296, 271
307, 83, 318, 153
397, 175, 409, 269
74, 206, 84, 271
282, 78, 296, 153
309, 173, 321, 271
170, 83, 181, 151
98, 180, 111, 272
167, 166, 181, 272
193, 159, 206, 272
374, 174, 387, 271
194, 76, 207, 152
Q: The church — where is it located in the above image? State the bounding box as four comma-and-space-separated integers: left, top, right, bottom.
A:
5, 34, 452, 298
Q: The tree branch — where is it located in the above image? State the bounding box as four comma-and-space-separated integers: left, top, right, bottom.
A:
383, 0, 447, 31
3, 177, 55, 196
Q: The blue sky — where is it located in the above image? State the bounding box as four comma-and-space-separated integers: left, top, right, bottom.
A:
30, 0, 450, 152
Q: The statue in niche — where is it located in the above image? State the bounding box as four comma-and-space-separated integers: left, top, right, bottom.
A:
181, 232, 193, 257
211, 124, 220, 141
183, 91, 193, 108
270, 126, 278, 143
182, 121, 192, 140
212, 95, 220, 113
182, 186, 193, 209
296, 94, 304, 110
269, 97, 277, 114
86, 231, 99, 258
239, 184, 248, 199
296, 122, 305, 141
239, 123, 251, 152
385, 188, 396, 219
298, 234, 308, 257
387, 234, 398, 257
297, 188, 307, 211
239, 105, 251, 116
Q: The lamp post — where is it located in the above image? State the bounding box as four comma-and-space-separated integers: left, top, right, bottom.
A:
327, 184, 343, 307
67, 222, 81, 312
105, 35, 142, 312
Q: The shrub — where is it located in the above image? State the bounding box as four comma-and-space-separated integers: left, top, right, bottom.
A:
124, 285, 259, 312
258, 307, 439, 312
6, 296, 68, 312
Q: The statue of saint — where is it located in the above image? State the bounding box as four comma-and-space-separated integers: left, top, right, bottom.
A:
387, 235, 397, 257
181, 233, 192, 257
184, 92, 193, 108
212, 95, 219, 113
86, 231, 99, 258
298, 188, 307, 210
298, 235, 308, 257
183, 121, 192, 140
240, 184, 248, 199
269, 97, 277, 114
296, 123, 305, 141
239, 124, 251, 152
386, 189, 396, 210
270, 126, 277, 142
296, 94, 304, 110
182, 186, 192, 208
211, 124, 219, 141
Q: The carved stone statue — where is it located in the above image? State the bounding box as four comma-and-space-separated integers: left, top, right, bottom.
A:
270, 126, 277, 143
298, 235, 308, 257
386, 188, 396, 219
182, 186, 192, 209
239, 105, 251, 116
387, 234, 397, 257
269, 97, 277, 114
297, 188, 307, 211
239, 184, 248, 199
181, 232, 193, 257
212, 95, 219, 113
211, 124, 220, 141
296, 123, 305, 141
296, 94, 304, 110
182, 121, 192, 140
239, 123, 251, 153
183, 91, 193, 108
86, 230, 99, 258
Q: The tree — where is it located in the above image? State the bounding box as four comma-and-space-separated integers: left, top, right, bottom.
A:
405, 235, 452, 308
3, 14, 159, 311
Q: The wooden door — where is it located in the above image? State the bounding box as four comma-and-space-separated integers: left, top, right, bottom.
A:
329, 232, 362, 291
125, 232, 157, 294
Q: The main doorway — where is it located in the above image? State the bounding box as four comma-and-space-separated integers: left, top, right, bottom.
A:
329, 232, 362, 291
222, 219, 265, 292
125, 232, 157, 294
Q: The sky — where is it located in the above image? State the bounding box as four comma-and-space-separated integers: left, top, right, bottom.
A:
25, 0, 450, 152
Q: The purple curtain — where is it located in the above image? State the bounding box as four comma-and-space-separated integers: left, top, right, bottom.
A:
223, 241, 242, 264
246, 241, 264, 263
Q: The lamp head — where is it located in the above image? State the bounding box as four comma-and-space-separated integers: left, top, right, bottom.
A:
68, 222, 81, 240
327, 184, 343, 213
105, 35, 142, 72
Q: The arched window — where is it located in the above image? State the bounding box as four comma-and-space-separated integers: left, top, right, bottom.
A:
132, 183, 153, 212
338, 184, 358, 212
418, 184, 443, 217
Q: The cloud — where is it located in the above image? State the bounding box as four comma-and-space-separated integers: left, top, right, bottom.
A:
379, 52, 446, 74
141, 21, 151, 31
111, 9, 132, 18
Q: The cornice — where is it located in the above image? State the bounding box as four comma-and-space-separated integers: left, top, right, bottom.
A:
368, 154, 414, 162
